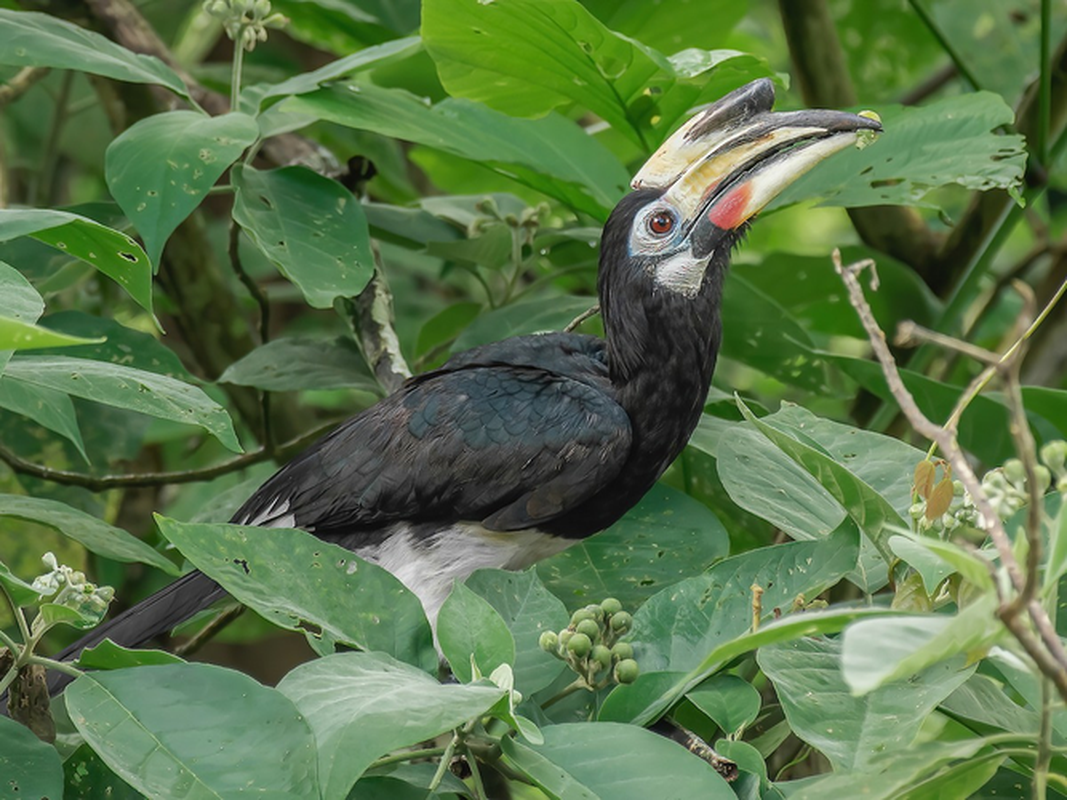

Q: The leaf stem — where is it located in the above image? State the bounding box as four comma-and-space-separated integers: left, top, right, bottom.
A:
463, 742, 488, 800
27, 655, 82, 679
427, 730, 460, 796
905, 0, 982, 91
541, 678, 588, 709
1039, 0, 1052, 165
369, 746, 446, 770
231, 32, 246, 112
0, 585, 30, 646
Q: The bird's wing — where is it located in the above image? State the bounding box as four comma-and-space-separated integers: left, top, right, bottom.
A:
231, 362, 632, 538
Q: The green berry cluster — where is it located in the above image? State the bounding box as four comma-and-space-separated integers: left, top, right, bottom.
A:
203, 0, 287, 50
538, 598, 639, 687
909, 441, 1067, 535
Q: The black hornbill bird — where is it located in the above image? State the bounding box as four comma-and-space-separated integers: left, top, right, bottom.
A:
41, 79, 880, 685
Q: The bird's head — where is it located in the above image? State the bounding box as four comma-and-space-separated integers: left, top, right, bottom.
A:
599, 78, 881, 302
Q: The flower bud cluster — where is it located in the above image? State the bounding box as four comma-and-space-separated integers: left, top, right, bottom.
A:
203, 0, 287, 50
538, 597, 639, 688
910, 441, 1067, 535
31, 552, 115, 630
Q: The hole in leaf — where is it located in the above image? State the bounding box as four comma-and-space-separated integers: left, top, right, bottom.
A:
259, 195, 274, 209
232, 558, 250, 574
118, 252, 138, 262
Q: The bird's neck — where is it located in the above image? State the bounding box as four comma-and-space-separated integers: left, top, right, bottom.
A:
602, 267, 724, 484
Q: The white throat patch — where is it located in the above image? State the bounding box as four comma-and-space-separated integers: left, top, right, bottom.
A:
652, 248, 708, 298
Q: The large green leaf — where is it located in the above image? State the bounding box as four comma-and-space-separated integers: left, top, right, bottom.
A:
422, 0, 773, 148
686, 674, 762, 736
245, 36, 422, 108
437, 581, 515, 682
0, 9, 189, 97
277, 651, 506, 800
759, 636, 975, 771
774, 93, 1027, 210
0, 376, 87, 461
64, 744, 145, 800
504, 722, 734, 799
106, 111, 259, 268
840, 597, 1002, 695
0, 209, 153, 315
580, 0, 748, 53
0, 494, 178, 576
600, 606, 899, 726
231, 164, 375, 308
0, 261, 44, 377
537, 483, 730, 610
3, 354, 241, 453
464, 568, 570, 695
0, 715, 64, 799
452, 296, 595, 351
628, 525, 859, 673
284, 83, 629, 219
0, 315, 102, 351
219, 336, 378, 392
155, 516, 436, 670
66, 664, 318, 799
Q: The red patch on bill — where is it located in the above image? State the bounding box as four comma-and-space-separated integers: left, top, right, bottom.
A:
707, 183, 753, 230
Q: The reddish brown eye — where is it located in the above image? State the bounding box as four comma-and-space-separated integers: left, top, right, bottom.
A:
648, 211, 674, 235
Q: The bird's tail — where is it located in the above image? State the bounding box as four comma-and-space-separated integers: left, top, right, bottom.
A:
11, 569, 227, 701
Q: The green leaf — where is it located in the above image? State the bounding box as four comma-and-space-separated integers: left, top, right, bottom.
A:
76, 639, 185, 670
734, 400, 913, 569
0, 209, 153, 315
1049, 500, 1067, 587
453, 296, 595, 351
246, 36, 422, 108
438, 581, 515, 683
0, 9, 189, 97
759, 636, 974, 771
231, 164, 375, 308
840, 596, 1001, 695
0, 375, 88, 461
602, 606, 898, 726
464, 568, 569, 695
0, 261, 44, 371
277, 651, 506, 800
581, 0, 748, 53
64, 744, 145, 800
0, 495, 179, 576
720, 272, 823, 391
0, 558, 46, 606
628, 525, 859, 673
686, 675, 761, 736
219, 336, 378, 392
0, 715, 64, 800
155, 516, 436, 671
284, 83, 629, 219
66, 664, 318, 799
537, 483, 730, 610
505, 722, 734, 799
3, 355, 240, 453
106, 111, 258, 268
774, 93, 1027, 210
940, 671, 1040, 737
0, 315, 103, 351
422, 0, 773, 148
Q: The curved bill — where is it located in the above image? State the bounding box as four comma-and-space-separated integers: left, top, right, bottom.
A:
636, 78, 882, 256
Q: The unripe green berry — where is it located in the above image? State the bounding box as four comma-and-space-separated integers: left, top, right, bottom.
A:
611, 642, 633, 662
576, 618, 601, 641
571, 608, 596, 626
567, 632, 592, 658
591, 644, 612, 672
1034, 465, 1052, 492
614, 658, 639, 684
584, 603, 605, 622
601, 597, 622, 616
610, 611, 632, 634
539, 630, 559, 653
1003, 459, 1025, 485
558, 629, 574, 649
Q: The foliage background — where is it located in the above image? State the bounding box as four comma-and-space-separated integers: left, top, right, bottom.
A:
1, 0, 1066, 798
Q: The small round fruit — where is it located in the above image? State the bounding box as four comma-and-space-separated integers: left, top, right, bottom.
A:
576, 618, 601, 641
539, 631, 559, 653
614, 658, 639, 684
568, 632, 593, 658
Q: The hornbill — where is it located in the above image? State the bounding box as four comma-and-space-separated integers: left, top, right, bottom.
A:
38, 79, 880, 688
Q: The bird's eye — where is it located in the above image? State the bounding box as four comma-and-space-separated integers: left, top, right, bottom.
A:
648, 211, 675, 236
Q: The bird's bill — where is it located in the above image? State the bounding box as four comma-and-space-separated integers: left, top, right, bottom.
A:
635, 79, 882, 249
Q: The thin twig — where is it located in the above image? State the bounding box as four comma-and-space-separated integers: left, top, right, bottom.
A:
0, 421, 338, 491
895, 321, 1000, 365
564, 304, 600, 333
0, 66, 50, 109
834, 250, 1067, 701
228, 221, 271, 344
174, 604, 245, 657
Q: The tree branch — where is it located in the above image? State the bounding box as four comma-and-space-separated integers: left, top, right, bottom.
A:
834, 250, 1067, 703
0, 66, 50, 109
777, 0, 944, 279
341, 248, 411, 396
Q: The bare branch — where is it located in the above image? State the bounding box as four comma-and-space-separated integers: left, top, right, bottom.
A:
0, 66, 50, 110
564, 304, 600, 333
